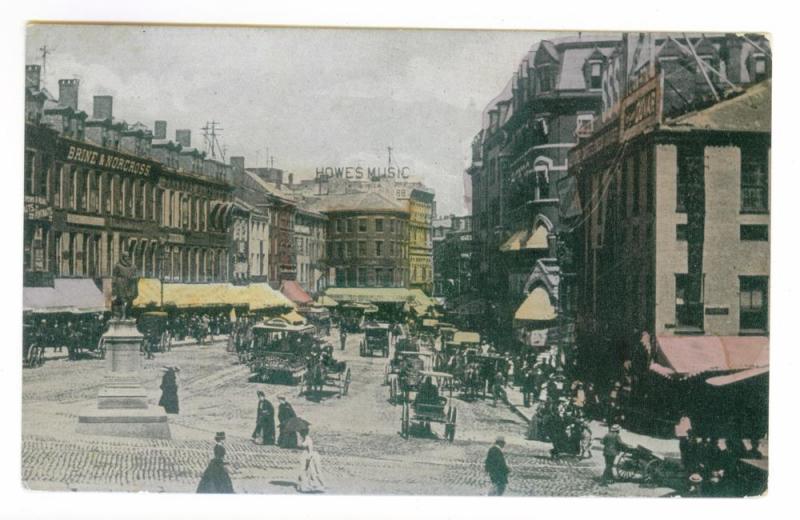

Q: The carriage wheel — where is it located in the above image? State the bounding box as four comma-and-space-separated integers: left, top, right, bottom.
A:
447, 407, 457, 442
614, 452, 638, 481
401, 402, 410, 438
643, 459, 664, 486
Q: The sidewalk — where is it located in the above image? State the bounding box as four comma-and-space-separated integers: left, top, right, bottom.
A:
504, 384, 680, 459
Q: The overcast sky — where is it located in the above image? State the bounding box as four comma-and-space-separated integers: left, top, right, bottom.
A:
26, 24, 561, 215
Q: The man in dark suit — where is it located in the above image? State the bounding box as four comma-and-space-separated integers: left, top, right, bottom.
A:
485, 436, 510, 495
251, 391, 276, 445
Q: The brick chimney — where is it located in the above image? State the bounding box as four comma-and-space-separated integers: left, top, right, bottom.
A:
58, 79, 80, 110
92, 95, 113, 120
175, 129, 191, 147
154, 120, 167, 140
26, 65, 41, 90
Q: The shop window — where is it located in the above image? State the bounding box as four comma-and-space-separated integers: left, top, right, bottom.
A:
740, 276, 768, 332
741, 146, 768, 213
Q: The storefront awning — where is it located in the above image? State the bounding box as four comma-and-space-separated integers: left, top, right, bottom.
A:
514, 286, 557, 322
525, 225, 549, 250
133, 279, 293, 310
280, 280, 314, 306
24, 279, 107, 313
316, 295, 338, 307
281, 310, 307, 325
652, 335, 769, 378
706, 366, 769, 387
325, 287, 433, 308
453, 331, 480, 345
499, 229, 528, 252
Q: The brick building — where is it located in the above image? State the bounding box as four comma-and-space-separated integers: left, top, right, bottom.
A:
309, 192, 410, 289
24, 67, 233, 291
432, 214, 473, 299
568, 34, 771, 382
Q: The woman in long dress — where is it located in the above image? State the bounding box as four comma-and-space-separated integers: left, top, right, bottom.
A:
296, 429, 326, 493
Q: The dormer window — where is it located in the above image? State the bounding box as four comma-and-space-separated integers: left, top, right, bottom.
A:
753, 53, 767, 82
539, 67, 555, 93
589, 62, 602, 89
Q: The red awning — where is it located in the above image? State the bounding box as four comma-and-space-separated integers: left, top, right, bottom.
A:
280, 280, 313, 306
652, 335, 769, 378
706, 366, 769, 387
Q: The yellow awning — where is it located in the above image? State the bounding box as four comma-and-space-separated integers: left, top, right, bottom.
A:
524, 224, 549, 250
132, 279, 293, 310
514, 286, 557, 322
499, 229, 528, 252
453, 331, 480, 344
316, 295, 339, 307
281, 310, 307, 325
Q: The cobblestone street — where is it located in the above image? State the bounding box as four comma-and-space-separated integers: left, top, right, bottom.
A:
23, 334, 670, 496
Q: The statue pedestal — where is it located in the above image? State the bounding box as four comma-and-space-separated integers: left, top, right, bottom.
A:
77, 319, 171, 440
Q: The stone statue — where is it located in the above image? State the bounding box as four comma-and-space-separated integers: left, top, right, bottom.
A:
112, 251, 139, 319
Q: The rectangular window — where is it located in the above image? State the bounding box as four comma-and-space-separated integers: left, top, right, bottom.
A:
25, 151, 35, 195
740, 276, 768, 332
677, 146, 703, 213
741, 147, 768, 212
375, 218, 383, 232
740, 224, 768, 241
336, 219, 343, 233
390, 241, 395, 256
358, 219, 367, 233
337, 242, 344, 258
358, 267, 367, 287
754, 56, 767, 82
375, 268, 384, 287
358, 240, 366, 257
375, 241, 383, 257
346, 219, 354, 233
676, 224, 688, 241
632, 152, 641, 215
389, 219, 395, 233
675, 274, 703, 329
576, 114, 594, 138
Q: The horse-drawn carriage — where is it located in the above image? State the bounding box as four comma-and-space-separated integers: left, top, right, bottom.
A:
138, 311, 171, 357
302, 306, 332, 336
339, 302, 378, 332
360, 321, 391, 357
386, 349, 434, 403
302, 347, 352, 399
400, 374, 458, 442
23, 311, 108, 365
247, 318, 316, 384
614, 444, 684, 486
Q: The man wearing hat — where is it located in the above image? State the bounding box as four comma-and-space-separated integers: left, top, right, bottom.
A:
485, 436, 510, 496
601, 424, 625, 485
251, 391, 276, 445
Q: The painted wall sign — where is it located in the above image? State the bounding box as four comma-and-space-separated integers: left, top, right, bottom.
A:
619, 73, 663, 143
315, 166, 411, 180
59, 139, 160, 177
705, 306, 730, 316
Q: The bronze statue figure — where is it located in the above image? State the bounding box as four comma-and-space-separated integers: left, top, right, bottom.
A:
112, 251, 139, 319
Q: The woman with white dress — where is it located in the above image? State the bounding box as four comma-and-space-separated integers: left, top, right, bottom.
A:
296, 428, 326, 493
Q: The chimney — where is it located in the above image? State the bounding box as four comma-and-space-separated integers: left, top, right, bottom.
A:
26, 65, 41, 90
154, 120, 167, 140
92, 95, 113, 120
175, 129, 191, 148
58, 79, 80, 111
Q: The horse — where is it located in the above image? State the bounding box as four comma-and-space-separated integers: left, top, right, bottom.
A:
305, 359, 327, 399
461, 363, 482, 400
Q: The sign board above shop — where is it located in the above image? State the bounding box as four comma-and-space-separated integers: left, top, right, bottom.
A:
58, 138, 161, 178
570, 71, 663, 167
316, 165, 411, 181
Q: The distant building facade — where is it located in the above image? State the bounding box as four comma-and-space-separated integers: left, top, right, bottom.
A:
432, 214, 473, 299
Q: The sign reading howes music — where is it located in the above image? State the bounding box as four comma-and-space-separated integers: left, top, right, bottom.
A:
59, 140, 158, 177
316, 165, 411, 180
